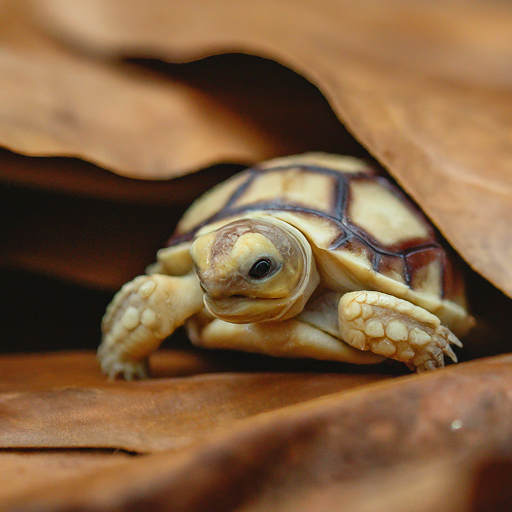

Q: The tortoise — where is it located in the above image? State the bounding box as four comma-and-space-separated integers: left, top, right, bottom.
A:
98, 153, 474, 379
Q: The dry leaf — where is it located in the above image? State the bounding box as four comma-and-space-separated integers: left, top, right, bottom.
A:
0, 351, 391, 453
2, 353, 512, 511
0, 451, 133, 508
0, 2, 282, 179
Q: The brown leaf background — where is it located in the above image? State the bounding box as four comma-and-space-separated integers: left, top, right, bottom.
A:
2, 1, 512, 511
3, 352, 512, 512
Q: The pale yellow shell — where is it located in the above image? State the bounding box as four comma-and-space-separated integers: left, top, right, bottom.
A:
158, 153, 472, 337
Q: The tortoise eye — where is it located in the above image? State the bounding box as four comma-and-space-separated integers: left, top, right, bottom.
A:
249, 258, 272, 279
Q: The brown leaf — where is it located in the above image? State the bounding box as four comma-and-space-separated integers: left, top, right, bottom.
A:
0, 451, 133, 508
3, 354, 512, 511
0, 351, 391, 453
24, 0, 512, 297
0, 2, 283, 179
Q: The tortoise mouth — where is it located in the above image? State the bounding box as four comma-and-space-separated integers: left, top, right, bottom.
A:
203, 293, 296, 324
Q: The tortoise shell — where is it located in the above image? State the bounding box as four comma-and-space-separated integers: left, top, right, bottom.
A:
159, 153, 469, 335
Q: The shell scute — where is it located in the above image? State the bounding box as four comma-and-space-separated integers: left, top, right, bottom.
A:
232, 167, 338, 216
346, 177, 432, 248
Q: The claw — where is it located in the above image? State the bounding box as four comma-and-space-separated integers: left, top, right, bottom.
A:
100, 354, 149, 380
448, 331, 463, 348
439, 326, 463, 348
443, 344, 458, 363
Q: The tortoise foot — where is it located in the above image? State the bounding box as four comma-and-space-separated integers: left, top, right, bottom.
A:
97, 347, 149, 380
339, 291, 462, 372
98, 273, 203, 379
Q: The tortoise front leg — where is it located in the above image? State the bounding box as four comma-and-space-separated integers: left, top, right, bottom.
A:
338, 291, 462, 371
98, 273, 203, 379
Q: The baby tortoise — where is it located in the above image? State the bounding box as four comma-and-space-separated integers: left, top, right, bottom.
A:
99, 153, 474, 379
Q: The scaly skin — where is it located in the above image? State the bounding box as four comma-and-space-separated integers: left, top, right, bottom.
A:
339, 291, 462, 371
98, 273, 203, 379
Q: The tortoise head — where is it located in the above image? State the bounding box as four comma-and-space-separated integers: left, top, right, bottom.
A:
190, 217, 319, 323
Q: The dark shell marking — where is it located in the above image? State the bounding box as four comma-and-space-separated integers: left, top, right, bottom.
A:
167, 162, 456, 299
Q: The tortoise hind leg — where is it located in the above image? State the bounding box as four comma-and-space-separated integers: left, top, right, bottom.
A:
99, 273, 203, 380
338, 291, 462, 372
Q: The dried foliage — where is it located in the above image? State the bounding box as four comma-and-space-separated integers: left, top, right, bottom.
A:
2, 352, 512, 511
1, 0, 512, 510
